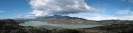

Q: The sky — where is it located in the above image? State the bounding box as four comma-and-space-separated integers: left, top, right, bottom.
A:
0, 0, 133, 20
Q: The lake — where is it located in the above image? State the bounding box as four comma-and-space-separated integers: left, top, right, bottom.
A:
19, 21, 102, 29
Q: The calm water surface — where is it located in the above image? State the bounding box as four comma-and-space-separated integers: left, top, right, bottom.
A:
20, 21, 102, 28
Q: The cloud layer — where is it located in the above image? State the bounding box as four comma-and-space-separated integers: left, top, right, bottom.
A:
0, 11, 4, 13
121, 0, 133, 4
129, 0, 133, 4
68, 8, 133, 20
29, 0, 98, 16
117, 9, 133, 15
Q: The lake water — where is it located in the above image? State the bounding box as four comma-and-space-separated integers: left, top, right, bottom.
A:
19, 21, 102, 29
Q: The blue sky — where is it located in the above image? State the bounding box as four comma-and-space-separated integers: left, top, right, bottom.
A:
0, 0, 32, 18
0, 0, 133, 20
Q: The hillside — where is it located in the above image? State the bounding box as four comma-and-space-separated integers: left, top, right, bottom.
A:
0, 19, 133, 33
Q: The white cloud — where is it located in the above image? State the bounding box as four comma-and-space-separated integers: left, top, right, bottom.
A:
0, 11, 5, 13
131, 12, 133, 14
69, 12, 133, 20
68, 13, 117, 20
120, 0, 133, 4
129, 0, 133, 4
117, 9, 133, 15
24, 0, 133, 20
68, 8, 133, 20
119, 15, 133, 20
29, 0, 98, 16
116, 9, 133, 20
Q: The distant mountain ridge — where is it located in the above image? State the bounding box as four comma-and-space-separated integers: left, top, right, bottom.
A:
34, 15, 98, 25
35, 15, 87, 20
12, 15, 133, 25
33, 15, 133, 25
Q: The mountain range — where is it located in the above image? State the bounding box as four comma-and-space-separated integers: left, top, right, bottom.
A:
28, 15, 133, 25
34, 15, 99, 25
